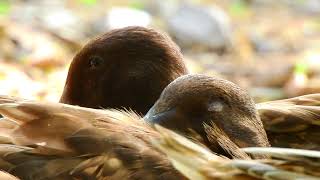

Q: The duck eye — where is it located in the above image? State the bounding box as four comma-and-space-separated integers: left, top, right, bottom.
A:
207, 101, 224, 112
89, 56, 104, 68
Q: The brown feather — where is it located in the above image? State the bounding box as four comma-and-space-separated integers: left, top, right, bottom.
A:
0, 94, 319, 179
257, 94, 320, 150
0, 96, 184, 179
204, 123, 251, 159
153, 125, 320, 180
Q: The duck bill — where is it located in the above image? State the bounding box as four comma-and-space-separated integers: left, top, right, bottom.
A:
144, 107, 185, 130
144, 106, 224, 154
145, 105, 206, 135
145, 106, 270, 159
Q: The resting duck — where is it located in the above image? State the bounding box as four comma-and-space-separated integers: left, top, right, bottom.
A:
0, 74, 270, 179
31, 25, 316, 152
145, 74, 270, 158
59, 26, 188, 114
13, 25, 314, 152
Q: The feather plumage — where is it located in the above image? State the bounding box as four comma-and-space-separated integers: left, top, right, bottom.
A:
0, 96, 184, 180
153, 125, 320, 180
257, 94, 320, 150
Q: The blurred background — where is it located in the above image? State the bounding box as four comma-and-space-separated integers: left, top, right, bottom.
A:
0, 0, 319, 102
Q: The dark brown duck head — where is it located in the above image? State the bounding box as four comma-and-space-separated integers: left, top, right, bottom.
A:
145, 74, 270, 157
60, 26, 188, 114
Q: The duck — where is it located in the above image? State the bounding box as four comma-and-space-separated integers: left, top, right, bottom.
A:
0, 98, 318, 180
12, 25, 317, 152
0, 74, 270, 179
145, 74, 270, 158
18, 25, 317, 152
59, 26, 188, 114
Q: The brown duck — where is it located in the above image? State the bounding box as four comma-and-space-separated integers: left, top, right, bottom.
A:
59, 26, 188, 114
0, 74, 269, 179
29, 25, 317, 151
33, 25, 316, 153
145, 74, 270, 158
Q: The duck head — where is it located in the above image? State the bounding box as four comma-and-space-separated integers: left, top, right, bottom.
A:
145, 74, 270, 157
60, 26, 188, 114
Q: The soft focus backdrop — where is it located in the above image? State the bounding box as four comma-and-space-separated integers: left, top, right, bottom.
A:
0, 0, 320, 102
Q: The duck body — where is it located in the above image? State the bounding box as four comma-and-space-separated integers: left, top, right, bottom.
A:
0, 98, 185, 180
0, 94, 319, 180
257, 93, 320, 150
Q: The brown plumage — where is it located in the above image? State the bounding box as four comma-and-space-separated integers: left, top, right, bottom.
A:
154, 125, 320, 180
257, 94, 320, 150
0, 98, 318, 180
0, 98, 184, 180
0, 74, 271, 179
60, 26, 188, 114
145, 74, 270, 158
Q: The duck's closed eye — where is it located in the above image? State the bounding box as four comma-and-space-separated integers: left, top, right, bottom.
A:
89, 56, 104, 69
207, 101, 224, 112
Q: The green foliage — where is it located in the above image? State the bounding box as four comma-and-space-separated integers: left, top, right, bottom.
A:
129, 0, 145, 10
79, 0, 98, 6
229, 0, 249, 16
0, 0, 10, 15
294, 61, 308, 75
296, 0, 306, 4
